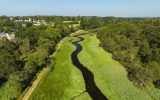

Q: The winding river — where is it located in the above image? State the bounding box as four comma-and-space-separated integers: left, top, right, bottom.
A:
71, 36, 108, 100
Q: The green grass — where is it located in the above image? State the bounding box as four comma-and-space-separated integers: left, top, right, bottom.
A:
78, 34, 160, 100
29, 33, 91, 100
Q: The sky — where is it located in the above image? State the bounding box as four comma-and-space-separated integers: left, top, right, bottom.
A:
0, 0, 160, 17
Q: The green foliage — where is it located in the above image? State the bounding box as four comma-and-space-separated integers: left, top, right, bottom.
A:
80, 17, 102, 29
44, 26, 61, 42
151, 49, 160, 63
0, 16, 76, 100
142, 26, 160, 48
0, 80, 21, 100
138, 40, 152, 63
18, 38, 30, 54
97, 22, 160, 88
0, 40, 19, 79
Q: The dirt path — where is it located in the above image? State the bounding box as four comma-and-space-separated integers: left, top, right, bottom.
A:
22, 67, 49, 100
22, 44, 61, 100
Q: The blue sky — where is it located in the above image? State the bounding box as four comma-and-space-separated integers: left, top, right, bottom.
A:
0, 0, 160, 17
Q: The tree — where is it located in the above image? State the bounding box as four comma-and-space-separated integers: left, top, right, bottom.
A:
138, 40, 152, 63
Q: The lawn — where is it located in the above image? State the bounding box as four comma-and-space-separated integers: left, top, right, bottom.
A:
78, 34, 160, 100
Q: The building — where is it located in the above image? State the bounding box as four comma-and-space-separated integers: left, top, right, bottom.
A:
33, 22, 41, 26
22, 24, 27, 28
0, 32, 15, 40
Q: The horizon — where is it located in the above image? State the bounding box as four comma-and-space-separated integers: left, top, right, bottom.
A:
0, 0, 160, 17
1, 15, 160, 18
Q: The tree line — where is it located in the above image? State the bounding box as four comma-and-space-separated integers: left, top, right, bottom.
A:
97, 21, 160, 88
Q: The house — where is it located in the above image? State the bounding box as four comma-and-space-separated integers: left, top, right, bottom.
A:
24, 18, 32, 22
22, 24, 27, 28
41, 20, 48, 25
51, 22, 55, 27
0, 32, 15, 40
10, 17, 13, 20
33, 21, 41, 26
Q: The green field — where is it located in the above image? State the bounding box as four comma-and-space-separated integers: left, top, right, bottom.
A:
29, 32, 160, 100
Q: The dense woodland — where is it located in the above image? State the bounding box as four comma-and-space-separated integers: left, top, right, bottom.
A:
97, 20, 160, 88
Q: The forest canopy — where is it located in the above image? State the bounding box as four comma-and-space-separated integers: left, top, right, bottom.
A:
97, 22, 160, 88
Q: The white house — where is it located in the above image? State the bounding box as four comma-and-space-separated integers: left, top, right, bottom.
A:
24, 18, 32, 22
0, 32, 15, 40
10, 17, 13, 20
22, 24, 27, 28
33, 21, 41, 26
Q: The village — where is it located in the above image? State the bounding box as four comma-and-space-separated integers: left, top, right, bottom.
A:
0, 17, 53, 40
0, 17, 80, 40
